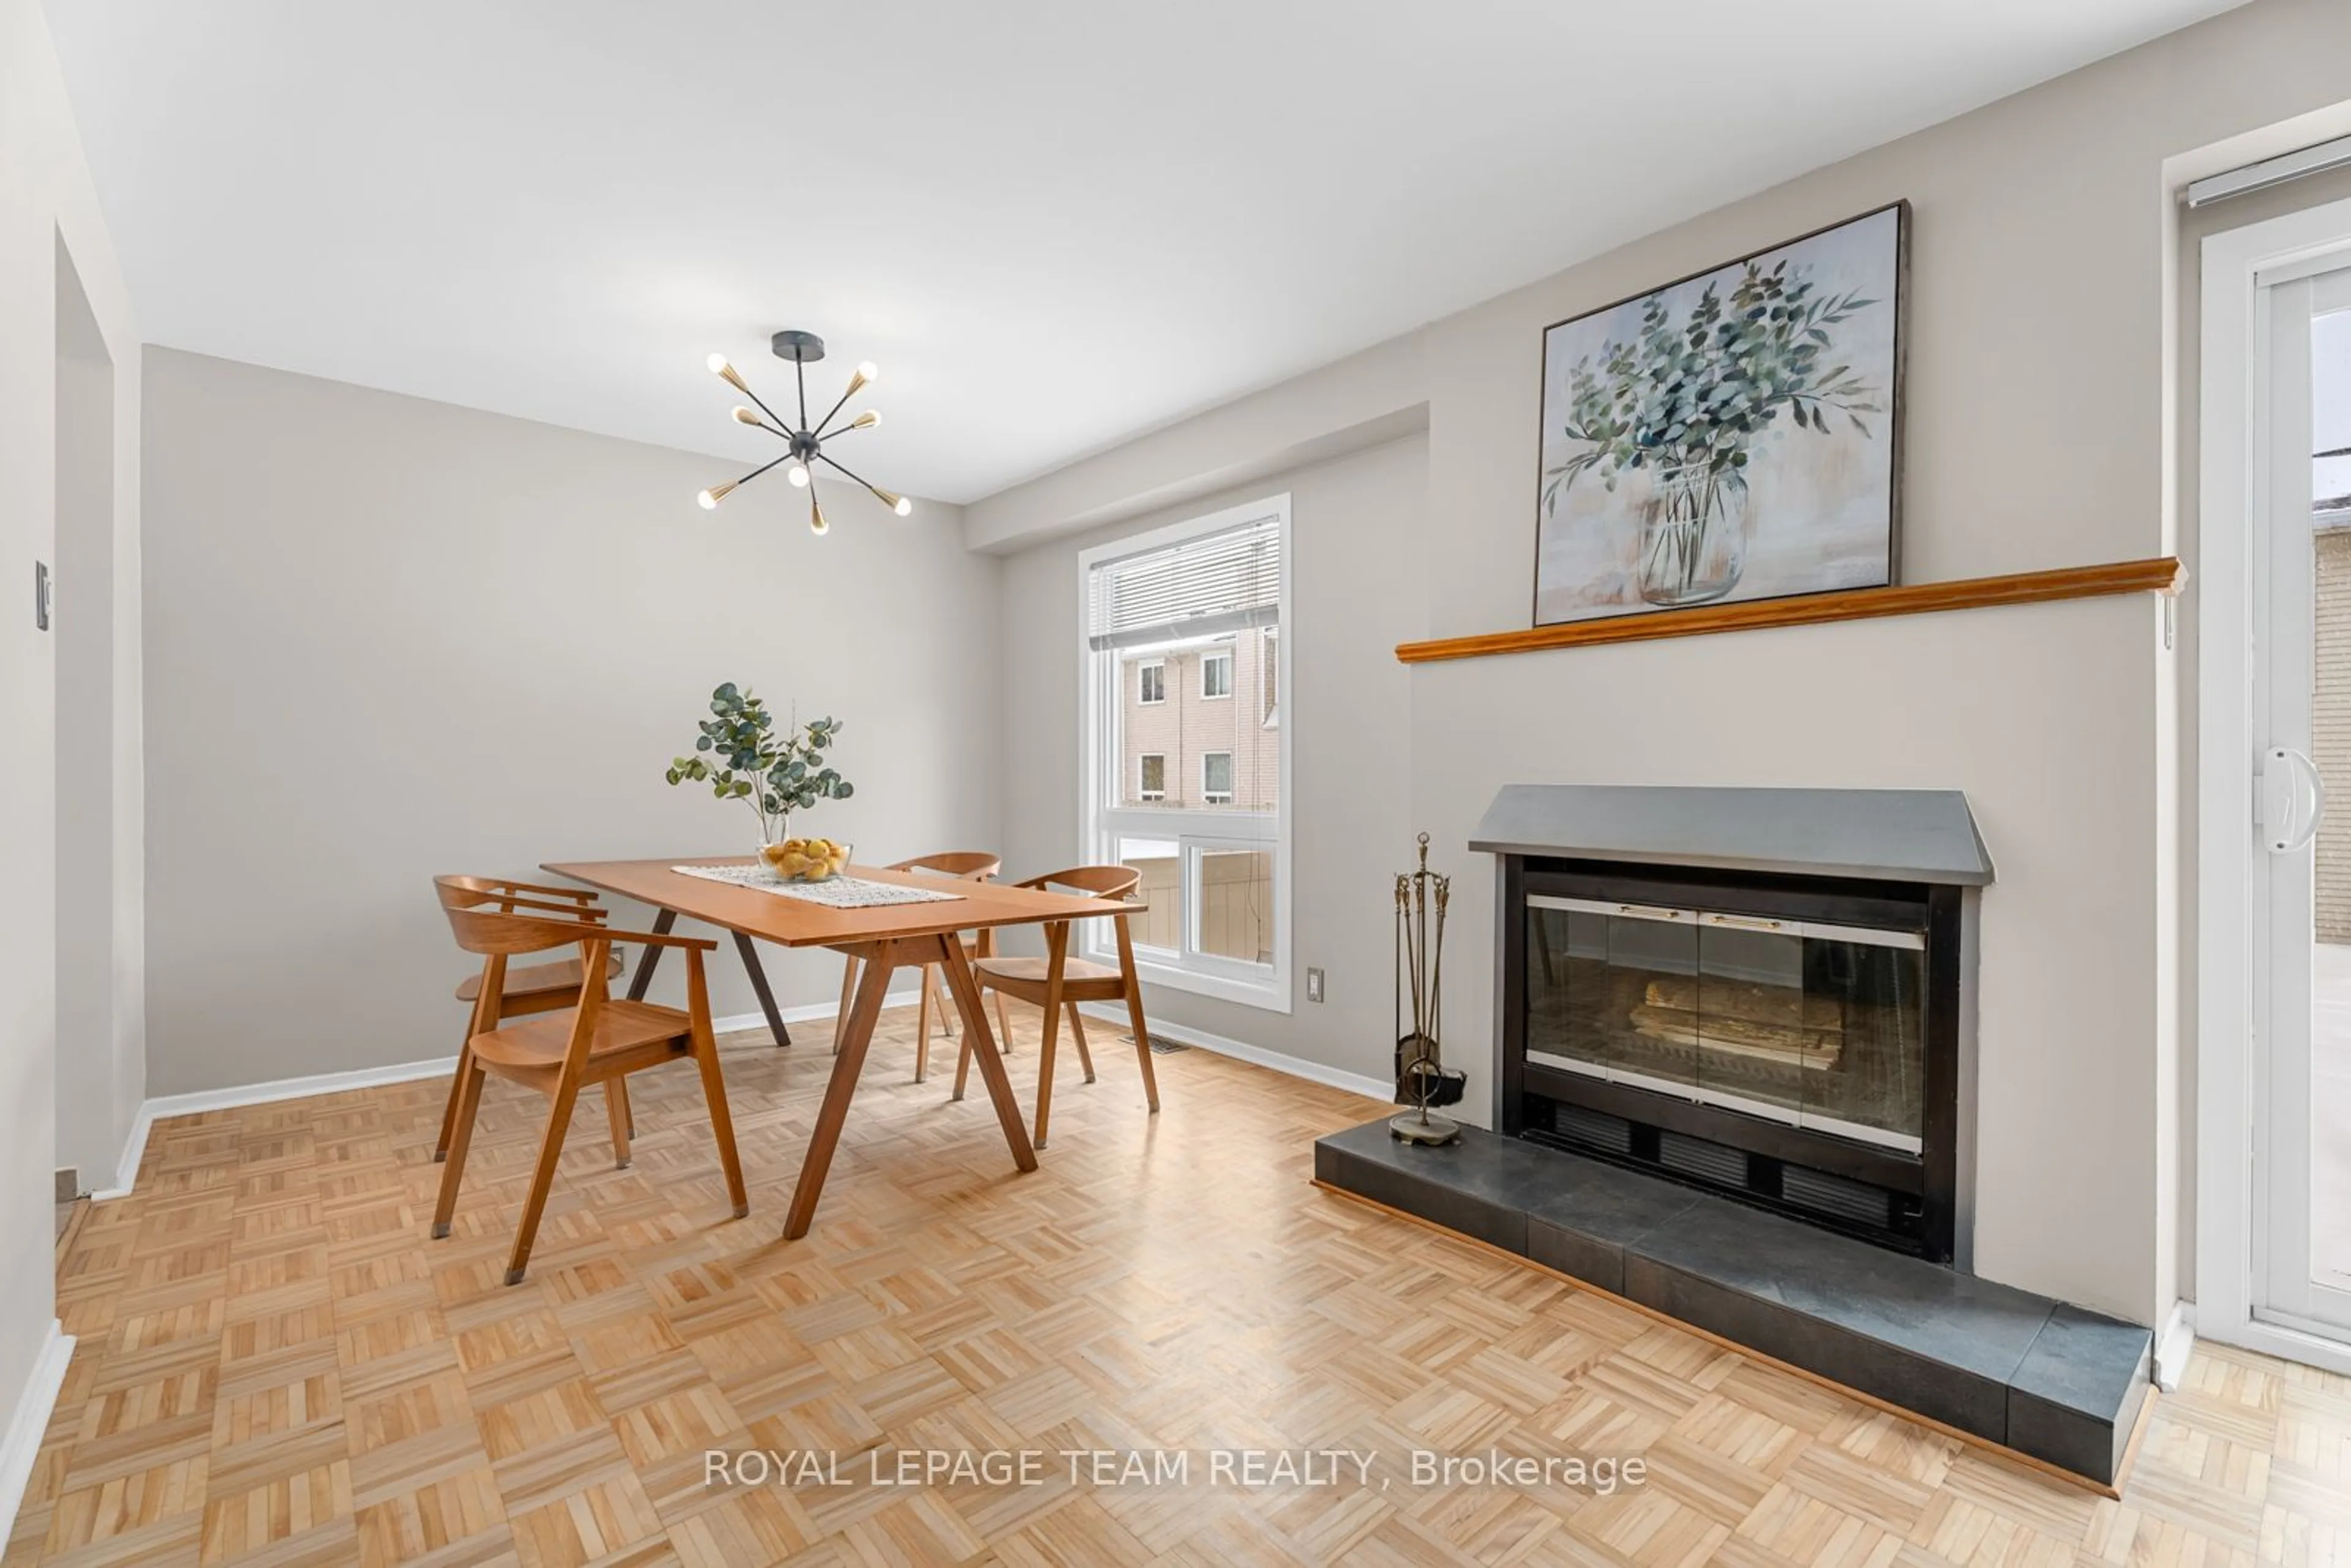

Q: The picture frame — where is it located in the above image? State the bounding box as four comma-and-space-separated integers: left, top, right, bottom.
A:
1531, 200, 1909, 628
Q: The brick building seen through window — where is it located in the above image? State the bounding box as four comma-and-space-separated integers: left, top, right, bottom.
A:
1112, 629, 1278, 963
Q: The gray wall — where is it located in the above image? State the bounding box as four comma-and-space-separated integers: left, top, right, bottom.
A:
0, 0, 146, 1455
979, 0, 2351, 1326
141, 348, 1001, 1096
999, 435, 1426, 1084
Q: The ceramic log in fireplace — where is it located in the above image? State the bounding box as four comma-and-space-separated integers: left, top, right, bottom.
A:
1476, 786, 1989, 1264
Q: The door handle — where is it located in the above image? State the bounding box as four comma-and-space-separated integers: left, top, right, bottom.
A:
2262, 747, 2327, 853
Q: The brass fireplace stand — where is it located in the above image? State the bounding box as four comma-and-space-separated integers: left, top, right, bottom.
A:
1393, 833, 1462, 1146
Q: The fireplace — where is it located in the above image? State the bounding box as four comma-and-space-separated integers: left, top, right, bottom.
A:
1477, 786, 1986, 1264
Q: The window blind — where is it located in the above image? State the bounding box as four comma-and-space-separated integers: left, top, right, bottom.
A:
1086, 512, 1281, 651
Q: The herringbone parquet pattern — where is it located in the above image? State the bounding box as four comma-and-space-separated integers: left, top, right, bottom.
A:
14, 1002, 2351, 1566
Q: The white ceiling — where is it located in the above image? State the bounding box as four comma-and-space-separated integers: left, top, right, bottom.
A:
48, 0, 2238, 505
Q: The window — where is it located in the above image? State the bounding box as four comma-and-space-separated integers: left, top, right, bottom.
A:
1202, 752, 1233, 804
1081, 495, 1289, 1010
1201, 649, 1234, 699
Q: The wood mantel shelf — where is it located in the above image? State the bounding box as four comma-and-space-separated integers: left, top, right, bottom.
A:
1394, 556, 2184, 665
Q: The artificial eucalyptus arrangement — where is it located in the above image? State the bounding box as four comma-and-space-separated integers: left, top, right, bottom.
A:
1542, 258, 1884, 605
664, 682, 853, 846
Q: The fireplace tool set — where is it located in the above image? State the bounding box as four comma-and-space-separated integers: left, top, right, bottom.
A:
1393, 832, 1466, 1145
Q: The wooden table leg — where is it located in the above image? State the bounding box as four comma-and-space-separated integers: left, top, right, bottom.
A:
732, 931, 793, 1048
1032, 923, 1069, 1149
936, 934, 1040, 1175
1116, 912, 1161, 1114
783, 940, 900, 1240
624, 907, 677, 1001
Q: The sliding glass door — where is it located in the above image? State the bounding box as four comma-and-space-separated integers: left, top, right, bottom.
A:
2255, 262, 2351, 1343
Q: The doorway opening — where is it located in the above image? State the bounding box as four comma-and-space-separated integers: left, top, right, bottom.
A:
53, 231, 116, 1223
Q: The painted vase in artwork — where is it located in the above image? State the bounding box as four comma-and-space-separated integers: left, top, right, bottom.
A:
1638, 463, 1753, 606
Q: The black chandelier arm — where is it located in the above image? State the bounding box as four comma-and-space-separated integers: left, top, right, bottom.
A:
814, 452, 883, 492
735, 380, 796, 437
731, 449, 801, 489
812, 380, 860, 440
795, 357, 809, 433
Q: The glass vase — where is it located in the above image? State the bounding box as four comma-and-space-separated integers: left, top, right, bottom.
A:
1637, 463, 1751, 607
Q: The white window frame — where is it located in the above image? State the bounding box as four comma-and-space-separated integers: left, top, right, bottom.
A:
1137, 752, 1166, 802
1201, 751, 1234, 805
1262, 628, 1279, 726
1078, 495, 1291, 1012
1201, 648, 1234, 700
1187, 838, 1277, 966
1137, 659, 1165, 705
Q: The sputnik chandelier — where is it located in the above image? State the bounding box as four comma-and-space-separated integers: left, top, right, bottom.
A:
695, 329, 910, 535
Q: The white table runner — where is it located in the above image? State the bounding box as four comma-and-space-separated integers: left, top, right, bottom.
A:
669, 863, 964, 909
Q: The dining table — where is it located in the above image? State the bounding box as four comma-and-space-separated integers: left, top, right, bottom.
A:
542, 856, 1133, 1239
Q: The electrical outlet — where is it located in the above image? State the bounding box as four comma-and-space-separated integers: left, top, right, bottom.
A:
1306, 967, 1325, 1003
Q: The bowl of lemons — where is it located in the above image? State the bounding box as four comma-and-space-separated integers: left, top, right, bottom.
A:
759, 836, 852, 883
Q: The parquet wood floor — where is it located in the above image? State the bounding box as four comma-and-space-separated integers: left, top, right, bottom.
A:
15, 1002, 2351, 1566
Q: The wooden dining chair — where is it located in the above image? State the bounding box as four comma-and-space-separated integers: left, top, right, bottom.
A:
834, 851, 1010, 1082
432, 876, 627, 1163
432, 882, 748, 1285
952, 865, 1158, 1148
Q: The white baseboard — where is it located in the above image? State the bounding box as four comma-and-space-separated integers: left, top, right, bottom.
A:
89, 993, 928, 1203
0, 1321, 73, 1545
92, 1055, 460, 1201
2153, 1300, 2195, 1391
711, 988, 921, 1037
2154, 1300, 2195, 1392
1074, 1003, 1394, 1103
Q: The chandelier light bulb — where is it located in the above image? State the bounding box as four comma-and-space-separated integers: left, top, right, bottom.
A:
697, 479, 738, 509
849, 409, 880, 430
730, 405, 763, 427
894, 496, 913, 517
787, 463, 811, 488
858, 361, 879, 384
810, 498, 829, 536
870, 486, 911, 516
706, 353, 730, 375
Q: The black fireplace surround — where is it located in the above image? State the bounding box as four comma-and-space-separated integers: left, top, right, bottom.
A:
1499, 855, 1962, 1261
1317, 787, 2155, 1485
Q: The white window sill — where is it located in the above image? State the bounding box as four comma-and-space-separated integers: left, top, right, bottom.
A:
1093, 947, 1291, 1014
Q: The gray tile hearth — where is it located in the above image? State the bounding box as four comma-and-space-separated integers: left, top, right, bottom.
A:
1313, 1118, 2151, 1485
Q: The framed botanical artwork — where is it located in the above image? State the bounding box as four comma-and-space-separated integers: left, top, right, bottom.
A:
1532, 201, 1908, 626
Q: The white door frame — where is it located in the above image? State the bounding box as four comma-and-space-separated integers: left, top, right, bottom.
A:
2197, 192, 2351, 1376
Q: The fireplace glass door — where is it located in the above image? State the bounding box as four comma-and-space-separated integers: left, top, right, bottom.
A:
1524, 896, 1925, 1153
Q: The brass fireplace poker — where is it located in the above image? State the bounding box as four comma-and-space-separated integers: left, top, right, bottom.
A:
1393, 833, 1464, 1145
